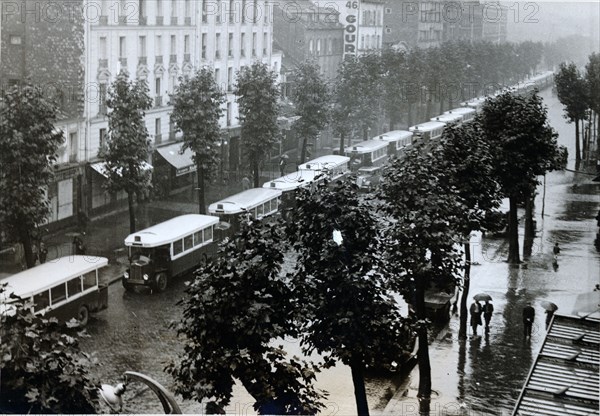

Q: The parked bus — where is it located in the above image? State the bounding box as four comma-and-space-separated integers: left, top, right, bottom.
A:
298, 155, 350, 181
345, 139, 389, 171
123, 215, 219, 292
208, 188, 282, 231
375, 130, 413, 156
444, 107, 477, 123
463, 97, 487, 110
263, 170, 322, 219
430, 113, 463, 125
0, 255, 109, 326
408, 121, 446, 146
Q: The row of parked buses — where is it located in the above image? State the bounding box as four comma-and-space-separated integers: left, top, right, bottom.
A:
120, 71, 557, 292
0, 72, 556, 326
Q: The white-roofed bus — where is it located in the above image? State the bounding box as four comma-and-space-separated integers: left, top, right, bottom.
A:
408, 121, 446, 147
444, 107, 477, 123
0, 255, 109, 326
345, 139, 389, 171
263, 170, 323, 219
123, 214, 219, 292
208, 188, 282, 233
375, 130, 413, 157
297, 155, 350, 181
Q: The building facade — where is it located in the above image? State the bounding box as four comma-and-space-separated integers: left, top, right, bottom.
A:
0, 0, 281, 226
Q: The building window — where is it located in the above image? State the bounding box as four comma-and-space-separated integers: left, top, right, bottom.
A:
184, 35, 190, 54
139, 36, 146, 58
242, 0, 247, 23
263, 32, 267, 55
202, 33, 207, 58
155, 77, 162, 106
226, 102, 232, 126
69, 132, 78, 163
240, 33, 246, 56
99, 36, 107, 60
185, 0, 191, 17
214, 68, 220, 87
9, 35, 22, 45
99, 128, 107, 150
316, 39, 321, 55
155, 118, 162, 144
119, 36, 126, 58
215, 1, 221, 23
215, 33, 221, 58
308, 39, 313, 54
171, 0, 177, 17
253, 0, 258, 23
227, 67, 233, 91
202, 0, 207, 22
229, 0, 235, 22
99, 83, 107, 115
170, 35, 177, 55
228, 32, 234, 57
252, 32, 256, 56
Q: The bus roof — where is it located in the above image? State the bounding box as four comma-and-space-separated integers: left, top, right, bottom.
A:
375, 130, 412, 142
409, 121, 446, 132
0, 256, 109, 299
124, 214, 219, 247
208, 188, 282, 215
262, 170, 322, 192
445, 107, 476, 116
345, 139, 388, 154
298, 155, 350, 171
430, 113, 463, 124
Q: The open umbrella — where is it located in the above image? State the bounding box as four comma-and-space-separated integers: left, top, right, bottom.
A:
473, 293, 492, 302
540, 300, 558, 312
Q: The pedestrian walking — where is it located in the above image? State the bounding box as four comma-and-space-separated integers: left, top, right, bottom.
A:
241, 176, 250, 191
483, 300, 494, 331
552, 242, 560, 260
523, 302, 535, 339
279, 156, 287, 176
470, 300, 483, 337
39, 241, 48, 264
31, 242, 39, 265
73, 236, 86, 255
545, 309, 555, 330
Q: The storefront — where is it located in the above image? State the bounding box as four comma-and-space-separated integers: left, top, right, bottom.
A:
153, 142, 197, 197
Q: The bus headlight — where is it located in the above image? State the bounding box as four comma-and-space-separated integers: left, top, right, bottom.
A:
124, 271, 129, 279
143, 274, 149, 281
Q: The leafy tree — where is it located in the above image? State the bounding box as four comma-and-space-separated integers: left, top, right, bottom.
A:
291, 61, 331, 164
167, 219, 326, 414
234, 62, 280, 187
0, 285, 100, 413
478, 91, 565, 263
554, 62, 588, 163
101, 70, 152, 233
380, 49, 408, 130
438, 123, 502, 339
380, 144, 463, 405
170, 68, 225, 214
585, 53, 600, 150
0, 84, 63, 268
288, 180, 409, 416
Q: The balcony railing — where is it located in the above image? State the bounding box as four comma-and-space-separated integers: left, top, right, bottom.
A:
155, 55, 163, 64
170, 54, 177, 63
155, 96, 162, 107
156, 16, 164, 25
138, 56, 147, 65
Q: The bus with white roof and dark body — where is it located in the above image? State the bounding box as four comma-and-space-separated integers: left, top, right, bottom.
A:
208, 188, 282, 232
430, 113, 464, 125
444, 107, 477, 123
345, 139, 389, 171
375, 130, 413, 156
123, 215, 219, 292
297, 155, 350, 181
263, 170, 323, 219
408, 121, 446, 146
0, 255, 109, 326
462, 96, 487, 110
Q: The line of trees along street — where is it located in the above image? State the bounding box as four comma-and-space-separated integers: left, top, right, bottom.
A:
554, 53, 600, 168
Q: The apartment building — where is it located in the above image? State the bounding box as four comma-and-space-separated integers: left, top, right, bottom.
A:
357, 0, 384, 54
0, 0, 281, 225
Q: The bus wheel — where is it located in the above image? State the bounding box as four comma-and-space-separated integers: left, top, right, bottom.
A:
155, 273, 168, 292
122, 279, 133, 291
78, 305, 89, 326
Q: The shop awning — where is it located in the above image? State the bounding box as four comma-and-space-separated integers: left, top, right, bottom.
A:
156, 143, 196, 176
90, 161, 152, 178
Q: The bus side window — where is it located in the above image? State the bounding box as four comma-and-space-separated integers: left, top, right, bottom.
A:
173, 239, 183, 256
205, 226, 213, 242
183, 234, 193, 251
33, 290, 50, 312
193, 231, 202, 246
67, 277, 83, 296
51, 283, 67, 304
83, 271, 96, 290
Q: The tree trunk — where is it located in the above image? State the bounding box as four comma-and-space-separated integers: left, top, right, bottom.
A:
458, 241, 471, 340
197, 164, 206, 214
300, 136, 308, 165
407, 104, 413, 127
507, 195, 520, 264
349, 357, 370, 416
339, 131, 345, 155
17, 221, 34, 269
575, 117, 581, 162
415, 276, 432, 397
523, 191, 535, 258
128, 191, 136, 233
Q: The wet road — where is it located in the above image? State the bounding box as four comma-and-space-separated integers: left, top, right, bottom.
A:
384, 87, 600, 415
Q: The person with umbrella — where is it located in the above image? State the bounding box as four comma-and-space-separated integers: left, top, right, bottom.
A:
540, 301, 558, 330
469, 298, 483, 337
483, 299, 494, 331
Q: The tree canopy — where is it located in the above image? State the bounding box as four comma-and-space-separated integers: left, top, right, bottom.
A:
170, 67, 225, 213
101, 70, 153, 233
0, 84, 64, 268
234, 62, 280, 187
